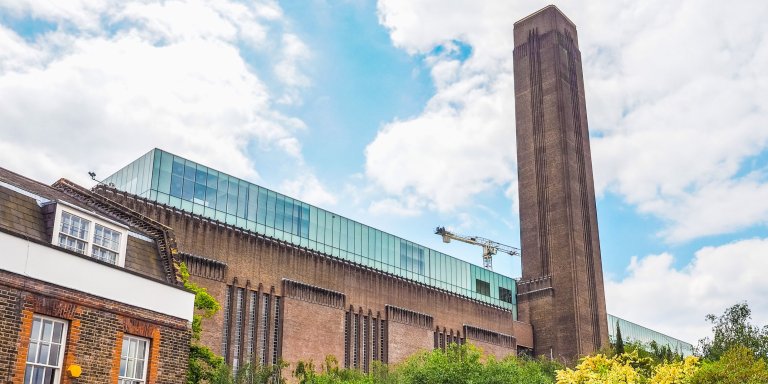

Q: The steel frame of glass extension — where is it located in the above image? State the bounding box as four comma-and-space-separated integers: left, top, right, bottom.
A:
607, 314, 694, 356
104, 149, 518, 316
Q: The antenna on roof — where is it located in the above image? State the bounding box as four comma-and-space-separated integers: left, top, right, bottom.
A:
88, 171, 113, 187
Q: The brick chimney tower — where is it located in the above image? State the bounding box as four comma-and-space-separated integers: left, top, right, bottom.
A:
513, 5, 609, 361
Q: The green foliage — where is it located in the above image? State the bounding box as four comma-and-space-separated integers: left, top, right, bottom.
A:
292, 343, 558, 384
394, 343, 485, 383
616, 340, 683, 366
697, 302, 768, 361
210, 362, 287, 384
188, 344, 226, 384
180, 262, 221, 340
690, 346, 768, 384
647, 341, 683, 364
615, 321, 625, 355
292, 355, 384, 384
181, 262, 226, 384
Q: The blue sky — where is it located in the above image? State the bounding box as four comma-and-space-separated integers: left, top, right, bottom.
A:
1, 0, 767, 344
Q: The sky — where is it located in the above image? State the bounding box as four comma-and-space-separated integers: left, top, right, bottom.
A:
1, 0, 767, 346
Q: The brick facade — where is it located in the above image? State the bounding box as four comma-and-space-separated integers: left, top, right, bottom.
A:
0, 269, 190, 383
96, 187, 532, 371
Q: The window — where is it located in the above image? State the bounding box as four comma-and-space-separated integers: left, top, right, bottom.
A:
24, 315, 68, 384
272, 297, 281, 365
92, 224, 120, 264
475, 279, 490, 296
352, 313, 359, 368
246, 292, 258, 361
399, 242, 425, 275
119, 335, 149, 384
53, 206, 127, 266
58, 211, 89, 254
232, 287, 244, 371
221, 288, 232, 357
363, 316, 369, 372
499, 287, 514, 304
260, 294, 270, 366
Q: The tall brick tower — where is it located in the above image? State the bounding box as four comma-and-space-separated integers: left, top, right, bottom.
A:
513, 5, 609, 361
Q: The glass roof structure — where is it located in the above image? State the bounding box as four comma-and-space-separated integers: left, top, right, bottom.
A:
104, 149, 518, 316
608, 314, 694, 356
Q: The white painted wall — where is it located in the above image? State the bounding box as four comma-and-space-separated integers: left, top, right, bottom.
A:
0, 231, 194, 322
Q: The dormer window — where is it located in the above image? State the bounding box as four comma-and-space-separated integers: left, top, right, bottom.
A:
92, 224, 121, 264
52, 204, 128, 266
58, 212, 90, 254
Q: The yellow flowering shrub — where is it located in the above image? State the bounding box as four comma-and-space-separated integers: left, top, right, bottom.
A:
556, 353, 643, 384
556, 352, 700, 384
650, 356, 699, 384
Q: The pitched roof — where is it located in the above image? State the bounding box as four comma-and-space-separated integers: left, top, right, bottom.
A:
0, 166, 182, 286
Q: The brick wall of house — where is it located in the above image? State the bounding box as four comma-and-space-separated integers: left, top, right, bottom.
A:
0, 285, 22, 382
0, 270, 190, 384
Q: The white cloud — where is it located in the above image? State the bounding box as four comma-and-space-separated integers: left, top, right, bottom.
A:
647, 174, 768, 242
0, 0, 110, 32
368, 197, 421, 217
606, 237, 768, 345
274, 33, 311, 105
0, 0, 333, 200
583, 0, 768, 242
369, 0, 768, 242
366, 0, 522, 214
279, 172, 337, 207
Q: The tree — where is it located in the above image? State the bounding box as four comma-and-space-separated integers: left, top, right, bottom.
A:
697, 302, 768, 361
691, 345, 768, 384
615, 321, 625, 355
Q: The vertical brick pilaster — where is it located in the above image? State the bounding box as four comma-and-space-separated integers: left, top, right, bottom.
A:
61, 318, 80, 384
12, 309, 34, 381
111, 330, 125, 381
148, 328, 161, 383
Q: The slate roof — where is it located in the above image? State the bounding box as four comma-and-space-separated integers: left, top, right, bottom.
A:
0, 166, 180, 285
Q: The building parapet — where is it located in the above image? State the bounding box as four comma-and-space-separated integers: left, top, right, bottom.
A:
385, 305, 433, 329
463, 324, 516, 348
282, 279, 346, 309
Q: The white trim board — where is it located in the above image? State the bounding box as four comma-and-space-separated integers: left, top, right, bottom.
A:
0, 231, 194, 322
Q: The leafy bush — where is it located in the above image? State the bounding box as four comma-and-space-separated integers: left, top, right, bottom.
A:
292, 343, 558, 384
691, 346, 768, 384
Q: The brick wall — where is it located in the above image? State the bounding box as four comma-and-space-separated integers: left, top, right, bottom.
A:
0, 285, 22, 382
99, 190, 533, 368
469, 340, 516, 361
281, 298, 345, 371
0, 270, 190, 383
387, 322, 433, 365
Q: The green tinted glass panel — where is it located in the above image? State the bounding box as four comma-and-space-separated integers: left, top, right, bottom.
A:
104, 149, 518, 313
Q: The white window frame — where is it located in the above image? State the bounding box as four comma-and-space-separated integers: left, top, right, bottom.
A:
51, 202, 129, 267
24, 314, 68, 384
118, 335, 150, 384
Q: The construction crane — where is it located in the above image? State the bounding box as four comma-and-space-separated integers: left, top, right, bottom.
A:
435, 226, 520, 270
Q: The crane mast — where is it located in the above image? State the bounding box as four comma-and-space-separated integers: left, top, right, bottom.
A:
434, 227, 520, 270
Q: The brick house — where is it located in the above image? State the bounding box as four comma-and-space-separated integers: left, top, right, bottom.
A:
0, 167, 194, 384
